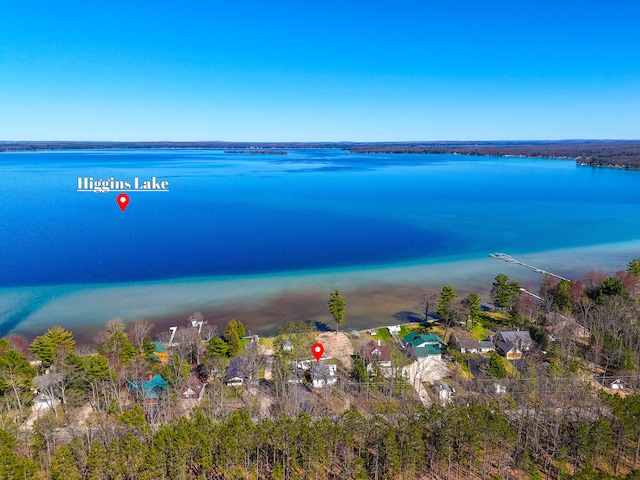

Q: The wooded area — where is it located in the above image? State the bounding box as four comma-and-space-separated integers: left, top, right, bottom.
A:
2, 259, 640, 479
3, 140, 639, 169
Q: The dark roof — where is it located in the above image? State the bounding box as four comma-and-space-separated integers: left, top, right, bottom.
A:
182, 374, 205, 398
290, 368, 305, 382
499, 330, 533, 344
361, 340, 391, 363
457, 337, 481, 350
496, 340, 520, 355
309, 361, 336, 380
226, 356, 250, 380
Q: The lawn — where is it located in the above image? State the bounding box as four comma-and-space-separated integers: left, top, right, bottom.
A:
375, 327, 392, 339
471, 323, 492, 340
373, 325, 414, 340
398, 325, 413, 337
502, 357, 518, 377
481, 311, 510, 322
479, 311, 513, 329
259, 336, 275, 349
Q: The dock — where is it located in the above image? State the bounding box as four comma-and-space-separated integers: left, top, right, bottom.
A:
489, 253, 570, 282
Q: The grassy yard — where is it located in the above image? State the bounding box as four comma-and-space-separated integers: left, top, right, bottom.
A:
479, 311, 514, 330
503, 357, 519, 377
373, 324, 416, 340
481, 311, 510, 322
258, 336, 275, 349
375, 327, 392, 339
453, 357, 474, 379
428, 324, 446, 339
471, 323, 492, 340
398, 325, 413, 337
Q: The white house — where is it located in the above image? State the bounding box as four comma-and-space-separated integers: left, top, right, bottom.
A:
309, 361, 338, 388
387, 325, 401, 336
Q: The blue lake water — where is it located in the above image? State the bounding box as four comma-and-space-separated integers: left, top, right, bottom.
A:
1, 149, 640, 336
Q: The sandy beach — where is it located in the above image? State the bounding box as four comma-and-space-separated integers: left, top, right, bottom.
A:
4, 239, 639, 343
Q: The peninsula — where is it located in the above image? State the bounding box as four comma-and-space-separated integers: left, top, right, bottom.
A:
2, 140, 640, 168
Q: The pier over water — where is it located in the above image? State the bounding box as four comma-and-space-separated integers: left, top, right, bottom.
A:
490, 253, 570, 282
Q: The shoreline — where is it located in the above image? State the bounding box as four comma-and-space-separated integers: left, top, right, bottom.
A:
3, 239, 639, 342
3, 140, 639, 168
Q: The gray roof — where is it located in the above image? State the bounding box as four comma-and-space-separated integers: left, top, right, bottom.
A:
225, 357, 250, 380
457, 338, 480, 350
33, 373, 64, 390
500, 330, 533, 344
496, 340, 519, 355
309, 361, 337, 380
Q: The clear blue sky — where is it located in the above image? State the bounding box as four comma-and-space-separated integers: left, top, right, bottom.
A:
1, 1, 638, 141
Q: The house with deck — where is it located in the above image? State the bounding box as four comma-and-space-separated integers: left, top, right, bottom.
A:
225, 357, 250, 387
494, 330, 535, 351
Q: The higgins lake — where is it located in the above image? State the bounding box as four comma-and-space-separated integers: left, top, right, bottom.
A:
1, 148, 640, 340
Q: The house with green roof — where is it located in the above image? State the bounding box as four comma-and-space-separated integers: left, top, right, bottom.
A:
129, 374, 167, 405
402, 332, 447, 360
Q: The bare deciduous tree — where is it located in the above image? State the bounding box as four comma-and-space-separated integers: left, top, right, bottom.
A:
129, 321, 152, 351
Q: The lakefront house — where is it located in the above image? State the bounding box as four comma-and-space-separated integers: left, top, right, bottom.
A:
401, 332, 447, 360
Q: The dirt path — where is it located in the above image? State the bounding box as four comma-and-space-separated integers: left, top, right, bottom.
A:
314, 332, 354, 370
403, 357, 451, 408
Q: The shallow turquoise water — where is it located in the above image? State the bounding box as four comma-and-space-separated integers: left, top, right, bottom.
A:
1, 149, 639, 335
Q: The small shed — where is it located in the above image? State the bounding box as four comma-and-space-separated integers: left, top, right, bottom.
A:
432, 381, 454, 405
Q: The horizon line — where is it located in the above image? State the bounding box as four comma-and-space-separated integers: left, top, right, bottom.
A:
2, 139, 640, 144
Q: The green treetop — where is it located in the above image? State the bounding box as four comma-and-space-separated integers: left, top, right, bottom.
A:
96, 319, 137, 365
0, 340, 36, 417
223, 319, 246, 356
328, 289, 346, 333
464, 293, 482, 327
437, 285, 458, 327
29, 325, 75, 369
627, 257, 640, 277
491, 274, 522, 311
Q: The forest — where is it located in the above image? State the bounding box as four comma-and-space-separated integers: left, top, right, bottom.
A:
1, 260, 640, 479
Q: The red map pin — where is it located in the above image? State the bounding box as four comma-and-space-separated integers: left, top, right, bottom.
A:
117, 193, 130, 212
311, 343, 324, 361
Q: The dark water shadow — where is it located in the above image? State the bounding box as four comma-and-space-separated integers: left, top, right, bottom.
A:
0, 297, 49, 337
314, 321, 333, 332
393, 311, 423, 323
